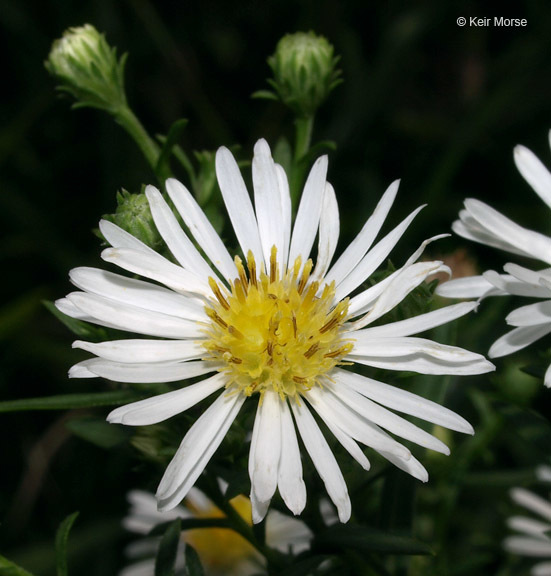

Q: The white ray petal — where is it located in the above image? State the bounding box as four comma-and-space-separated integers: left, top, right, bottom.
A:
250, 489, 271, 525
511, 488, 551, 522
363, 302, 478, 338
503, 536, 551, 557
250, 390, 281, 504
484, 270, 551, 298
277, 399, 307, 515
436, 275, 502, 299
325, 378, 449, 454
107, 372, 227, 425
305, 386, 411, 459
291, 399, 351, 523
489, 325, 551, 358
452, 217, 529, 259
99, 220, 157, 254
69, 267, 206, 321
379, 449, 428, 482
505, 263, 551, 286
66, 292, 203, 339
70, 358, 217, 383
165, 178, 237, 281
464, 198, 551, 265
508, 515, 551, 537
335, 205, 425, 301
349, 261, 444, 330
311, 183, 339, 282
506, 301, 551, 327
145, 186, 219, 282
325, 180, 399, 286
514, 144, 551, 209
157, 390, 246, 511
55, 297, 123, 330
533, 561, 551, 576
348, 235, 449, 318
216, 146, 264, 268
73, 339, 205, 364
315, 410, 371, 471
545, 363, 551, 389
252, 139, 285, 270
349, 338, 494, 375
333, 368, 473, 434
275, 164, 292, 270
102, 247, 210, 297
288, 155, 328, 266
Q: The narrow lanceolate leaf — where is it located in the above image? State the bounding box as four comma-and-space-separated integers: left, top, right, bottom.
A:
313, 524, 434, 556
0, 390, 144, 412
0, 555, 36, 576
155, 518, 182, 576
184, 545, 205, 576
55, 512, 79, 576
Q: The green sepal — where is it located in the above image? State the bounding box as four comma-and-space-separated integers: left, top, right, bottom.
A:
55, 512, 79, 576
154, 518, 182, 576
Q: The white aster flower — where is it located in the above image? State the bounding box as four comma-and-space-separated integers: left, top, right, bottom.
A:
437, 131, 551, 386
120, 487, 312, 576
504, 486, 551, 576
57, 138, 494, 523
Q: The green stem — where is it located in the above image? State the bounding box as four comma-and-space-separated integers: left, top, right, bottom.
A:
289, 115, 314, 208
113, 106, 168, 183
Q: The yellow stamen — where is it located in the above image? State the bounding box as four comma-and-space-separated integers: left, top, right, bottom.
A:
202, 247, 352, 400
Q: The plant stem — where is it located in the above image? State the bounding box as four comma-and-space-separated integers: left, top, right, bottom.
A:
114, 106, 169, 183
290, 115, 314, 208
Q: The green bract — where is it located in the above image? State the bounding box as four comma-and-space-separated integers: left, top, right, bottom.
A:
104, 190, 163, 251
45, 24, 127, 112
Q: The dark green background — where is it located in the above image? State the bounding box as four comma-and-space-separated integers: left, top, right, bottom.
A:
2, 1, 551, 574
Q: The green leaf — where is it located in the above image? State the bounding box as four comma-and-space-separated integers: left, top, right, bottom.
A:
155, 518, 182, 576
43, 300, 107, 340
313, 524, 433, 556
0, 390, 144, 412
66, 417, 133, 448
184, 545, 205, 576
251, 89, 279, 100
55, 512, 79, 576
0, 555, 36, 576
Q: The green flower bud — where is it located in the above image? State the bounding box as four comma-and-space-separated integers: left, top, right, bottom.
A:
45, 24, 127, 112
265, 31, 342, 117
104, 190, 163, 251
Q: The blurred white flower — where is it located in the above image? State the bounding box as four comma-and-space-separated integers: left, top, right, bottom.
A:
437, 131, 551, 386
58, 138, 493, 522
504, 484, 551, 576
119, 487, 313, 576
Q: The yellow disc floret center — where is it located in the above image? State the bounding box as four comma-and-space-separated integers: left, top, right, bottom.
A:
202, 247, 352, 400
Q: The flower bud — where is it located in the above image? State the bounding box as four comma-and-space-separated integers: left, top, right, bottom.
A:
104, 190, 163, 251
45, 24, 127, 112
266, 31, 342, 117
